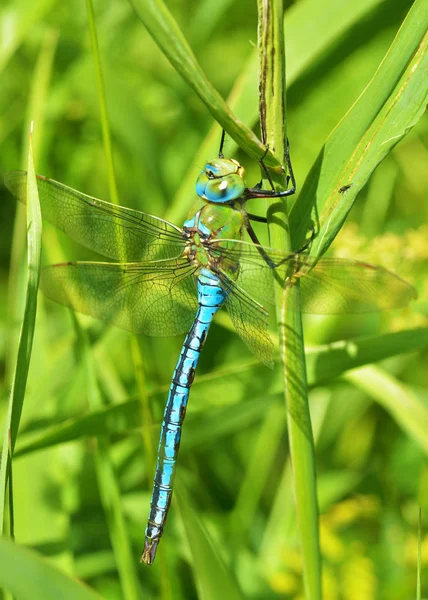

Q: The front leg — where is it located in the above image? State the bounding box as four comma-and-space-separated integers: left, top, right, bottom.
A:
245, 219, 315, 270
245, 139, 296, 200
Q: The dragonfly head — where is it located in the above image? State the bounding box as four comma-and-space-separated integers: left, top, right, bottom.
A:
196, 158, 246, 203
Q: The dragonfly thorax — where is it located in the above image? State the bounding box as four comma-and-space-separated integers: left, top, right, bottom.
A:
182, 204, 244, 273
196, 158, 246, 203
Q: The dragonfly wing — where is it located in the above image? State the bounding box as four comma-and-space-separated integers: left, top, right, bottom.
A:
220, 271, 274, 367
295, 257, 417, 313
210, 240, 416, 314
41, 259, 198, 336
4, 171, 185, 261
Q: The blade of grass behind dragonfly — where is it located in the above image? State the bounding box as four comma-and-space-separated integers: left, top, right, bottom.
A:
290, 0, 428, 255
258, 1, 322, 599
0, 537, 102, 600
0, 128, 42, 530
6, 29, 57, 382
174, 480, 244, 600
72, 313, 141, 600
79, 11, 141, 594
13, 326, 428, 459
167, 0, 384, 226
3, 29, 72, 572
127, 0, 276, 166
230, 402, 286, 545
87, 4, 176, 589
86, 0, 119, 205
0, 0, 56, 75
344, 366, 428, 456
416, 507, 422, 600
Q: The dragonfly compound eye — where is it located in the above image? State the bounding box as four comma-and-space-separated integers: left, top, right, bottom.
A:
195, 159, 246, 203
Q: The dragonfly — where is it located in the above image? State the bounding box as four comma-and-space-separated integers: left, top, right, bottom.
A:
5, 145, 416, 565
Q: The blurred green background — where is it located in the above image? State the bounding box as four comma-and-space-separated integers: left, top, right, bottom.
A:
0, 0, 427, 598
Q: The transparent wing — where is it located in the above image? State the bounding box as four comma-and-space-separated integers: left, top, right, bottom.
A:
220, 272, 274, 367
4, 171, 185, 261
41, 258, 198, 336
210, 239, 416, 314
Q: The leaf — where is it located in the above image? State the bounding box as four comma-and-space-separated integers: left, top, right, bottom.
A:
14, 328, 428, 458
305, 327, 428, 385
72, 314, 141, 599
0, 538, 102, 600
345, 366, 428, 455
175, 482, 243, 600
0, 0, 56, 74
290, 0, 428, 253
0, 128, 42, 529
167, 0, 387, 225
86, 0, 119, 205
128, 0, 272, 165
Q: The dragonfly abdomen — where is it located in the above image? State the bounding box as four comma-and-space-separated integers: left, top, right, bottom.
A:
142, 269, 226, 565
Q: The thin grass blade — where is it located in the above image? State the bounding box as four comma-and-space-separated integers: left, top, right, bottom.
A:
0, 128, 42, 529
290, 0, 428, 254
344, 365, 428, 455
14, 327, 428, 459
0, 538, 102, 599
128, 0, 275, 165
175, 481, 243, 600
168, 0, 386, 225
72, 315, 141, 600
86, 0, 119, 205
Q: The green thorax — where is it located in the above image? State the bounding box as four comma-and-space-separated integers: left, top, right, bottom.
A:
183, 203, 244, 274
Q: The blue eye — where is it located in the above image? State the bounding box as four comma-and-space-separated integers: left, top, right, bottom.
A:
196, 159, 246, 202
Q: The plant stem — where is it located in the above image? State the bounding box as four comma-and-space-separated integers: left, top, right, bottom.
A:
257, 1, 322, 598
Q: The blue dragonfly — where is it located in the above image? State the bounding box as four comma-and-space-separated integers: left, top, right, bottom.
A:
5, 146, 416, 565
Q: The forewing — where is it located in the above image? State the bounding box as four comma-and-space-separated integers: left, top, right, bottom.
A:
41, 259, 198, 336
4, 171, 185, 261
210, 239, 416, 313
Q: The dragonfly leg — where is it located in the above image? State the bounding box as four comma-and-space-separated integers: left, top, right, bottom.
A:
245, 219, 315, 272
245, 138, 296, 199
245, 220, 276, 268
218, 129, 226, 158
295, 224, 316, 255
247, 213, 268, 223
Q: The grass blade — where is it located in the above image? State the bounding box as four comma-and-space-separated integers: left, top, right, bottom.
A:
175, 481, 243, 600
72, 315, 141, 600
0, 127, 42, 529
416, 507, 422, 600
0, 538, 102, 599
306, 327, 428, 386
290, 0, 428, 253
344, 365, 428, 455
86, 0, 119, 205
0, 0, 55, 74
167, 0, 385, 225
128, 0, 277, 165
14, 326, 428, 459
7, 29, 57, 382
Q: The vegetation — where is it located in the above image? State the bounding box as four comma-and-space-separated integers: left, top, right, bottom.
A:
0, 0, 427, 598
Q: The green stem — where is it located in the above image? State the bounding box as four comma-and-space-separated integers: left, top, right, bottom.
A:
257, 1, 322, 598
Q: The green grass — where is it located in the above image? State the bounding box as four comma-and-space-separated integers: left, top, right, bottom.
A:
0, 0, 428, 599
